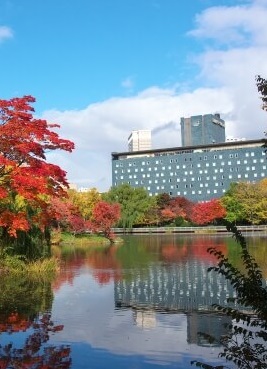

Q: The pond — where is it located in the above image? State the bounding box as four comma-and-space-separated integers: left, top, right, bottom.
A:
0, 233, 267, 368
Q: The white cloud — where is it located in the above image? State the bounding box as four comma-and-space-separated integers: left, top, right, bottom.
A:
42, 0, 267, 193
188, 1, 267, 46
0, 26, 13, 42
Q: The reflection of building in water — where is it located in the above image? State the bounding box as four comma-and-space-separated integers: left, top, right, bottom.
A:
115, 261, 235, 312
134, 310, 156, 329
187, 312, 231, 347
115, 260, 234, 348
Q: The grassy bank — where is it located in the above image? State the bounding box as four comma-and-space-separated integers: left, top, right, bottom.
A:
0, 252, 59, 279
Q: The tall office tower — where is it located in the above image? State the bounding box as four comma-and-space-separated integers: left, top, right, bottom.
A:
180, 114, 225, 147
128, 130, 151, 152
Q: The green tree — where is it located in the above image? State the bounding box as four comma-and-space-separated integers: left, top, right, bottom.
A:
221, 183, 246, 224
222, 181, 267, 225
103, 184, 154, 229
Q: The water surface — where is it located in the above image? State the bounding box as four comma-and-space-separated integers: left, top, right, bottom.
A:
1, 233, 266, 368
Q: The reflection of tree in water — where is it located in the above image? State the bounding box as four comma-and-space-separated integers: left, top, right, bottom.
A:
0, 313, 71, 369
0, 274, 71, 368
53, 243, 123, 288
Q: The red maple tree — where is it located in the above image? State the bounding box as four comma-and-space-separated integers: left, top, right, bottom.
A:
190, 199, 226, 225
0, 95, 74, 238
89, 201, 121, 242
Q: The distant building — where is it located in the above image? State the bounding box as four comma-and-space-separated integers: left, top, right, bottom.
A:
111, 139, 267, 202
180, 114, 225, 147
128, 130, 151, 152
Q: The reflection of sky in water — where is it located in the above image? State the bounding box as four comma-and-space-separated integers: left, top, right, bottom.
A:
50, 272, 224, 368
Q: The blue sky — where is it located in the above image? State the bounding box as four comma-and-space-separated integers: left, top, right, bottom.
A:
1, 0, 267, 191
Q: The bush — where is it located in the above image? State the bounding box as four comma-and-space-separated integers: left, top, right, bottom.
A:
192, 221, 267, 369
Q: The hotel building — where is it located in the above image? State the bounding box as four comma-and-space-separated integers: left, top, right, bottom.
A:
111, 139, 267, 202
